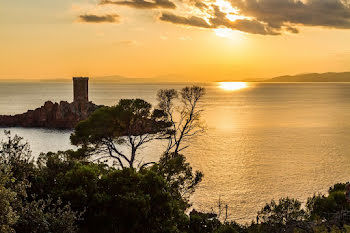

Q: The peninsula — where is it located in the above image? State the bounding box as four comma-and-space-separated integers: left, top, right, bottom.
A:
0, 77, 100, 129
265, 72, 350, 82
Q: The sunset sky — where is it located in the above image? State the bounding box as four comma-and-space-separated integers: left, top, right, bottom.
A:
1, 0, 350, 81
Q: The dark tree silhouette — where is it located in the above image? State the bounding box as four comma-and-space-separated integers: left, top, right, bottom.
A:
70, 99, 170, 169
157, 86, 206, 154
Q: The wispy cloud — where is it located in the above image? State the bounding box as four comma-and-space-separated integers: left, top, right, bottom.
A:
79, 14, 120, 23
100, 0, 176, 9
115, 40, 138, 46
160, 12, 212, 28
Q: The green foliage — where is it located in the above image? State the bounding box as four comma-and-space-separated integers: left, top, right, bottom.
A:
306, 182, 350, 222
312, 224, 343, 233
94, 168, 184, 233
30, 150, 199, 233
70, 99, 171, 168
215, 224, 239, 233
30, 152, 108, 230
0, 130, 35, 198
6, 131, 201, 233
0, 131, 81, 233
189, 210, 221, 233
329, 183, 347, 194
15, 198, 81, 233
71, 98, 170, 145
30, 151, 81, 200
155, 153, 203, 210
307, 192, 350, 220
257, 197, 305, 225
0, 164, 18, 233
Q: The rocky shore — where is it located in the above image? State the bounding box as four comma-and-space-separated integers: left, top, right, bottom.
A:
0, 100, 100, 129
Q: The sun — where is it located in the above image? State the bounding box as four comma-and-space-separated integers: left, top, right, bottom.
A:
219, 82, 248, 91
213, 0, 249, 39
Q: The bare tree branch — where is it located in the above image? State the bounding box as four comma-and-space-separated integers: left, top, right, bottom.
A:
157, 86, 205, 155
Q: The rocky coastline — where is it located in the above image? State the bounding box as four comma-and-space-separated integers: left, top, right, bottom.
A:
0, 100, 100, 129
0, 77, 101, 129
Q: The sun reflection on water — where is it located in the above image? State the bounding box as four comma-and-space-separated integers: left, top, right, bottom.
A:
219, 82, 248, 91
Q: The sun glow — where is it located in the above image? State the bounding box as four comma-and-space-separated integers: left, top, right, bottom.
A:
214, 28, 234, 38
213, 0, 250, 39
215, 0, 239, 14
219, 82, 248, 91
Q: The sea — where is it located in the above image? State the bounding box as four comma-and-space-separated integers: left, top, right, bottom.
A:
1, 81, 350, 223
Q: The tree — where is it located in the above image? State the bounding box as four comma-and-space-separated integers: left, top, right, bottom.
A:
71, 99, 170, 169
15, 198, 81, 233
154, 152, 203, 211
214, 224, 238, 233
306, 183, 350, 221
31, 151, 107, 210
157, 86, 205, 154
189, 210, 221, 233
257, 197, 305, 225
95, 168, 187, 233
0, 131, 81, 233
30, 150, 193, 233
0, 164, 18, 233
0, 130, 34, 198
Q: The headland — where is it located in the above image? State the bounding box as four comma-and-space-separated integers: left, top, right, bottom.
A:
0, 77, 101, 129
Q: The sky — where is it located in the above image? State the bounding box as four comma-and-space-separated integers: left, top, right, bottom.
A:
1, 0, 350, 81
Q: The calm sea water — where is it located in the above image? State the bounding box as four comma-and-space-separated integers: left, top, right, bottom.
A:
1, 82, 350, 223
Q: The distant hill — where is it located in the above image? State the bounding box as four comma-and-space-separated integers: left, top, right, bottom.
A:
32, 75, 154, 83
3, 72, 350, 83
0, 74, 193, 83
265, 72, 350, 82
90, 75, 149, 83
90, 74, 193, 83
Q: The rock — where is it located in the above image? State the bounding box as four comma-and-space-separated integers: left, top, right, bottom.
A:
0, 101, 101, 129
0, 77, 102, 129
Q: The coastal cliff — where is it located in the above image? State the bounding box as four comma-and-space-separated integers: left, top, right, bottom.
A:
0, 100, 99, 129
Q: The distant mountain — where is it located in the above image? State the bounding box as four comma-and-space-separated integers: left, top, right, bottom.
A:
91, 74, 193, 83
90, 75, 148, 83
38, 75, 152, 83
3, 72, 350, 83
265, 72, 350, 82
0, 74, 193, 83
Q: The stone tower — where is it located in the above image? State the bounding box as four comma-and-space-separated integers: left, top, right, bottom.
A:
73, 77, 89, 112
73, 77, 89, 103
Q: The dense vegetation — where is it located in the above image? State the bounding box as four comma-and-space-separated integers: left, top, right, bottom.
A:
1, 86, 350, 233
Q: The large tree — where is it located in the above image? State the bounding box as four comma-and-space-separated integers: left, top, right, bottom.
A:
70, 99, 171, 169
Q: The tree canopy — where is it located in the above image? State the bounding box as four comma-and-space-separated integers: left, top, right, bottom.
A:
71, 98, 171, 168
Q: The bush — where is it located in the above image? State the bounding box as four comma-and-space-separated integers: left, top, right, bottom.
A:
1, 131, 81, 233
0, 164, 18, 233
307, 183, 350, 221
15, 198, 80, 233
